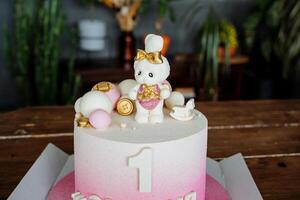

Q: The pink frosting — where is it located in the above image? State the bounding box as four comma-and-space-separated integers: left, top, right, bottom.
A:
48, 172, 74, 200
206, 175, 230, 200
138, 99, 161, 110
89, 109, 111, 129
47, 172, 230, 200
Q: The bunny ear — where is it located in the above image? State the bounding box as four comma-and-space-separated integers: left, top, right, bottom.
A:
145, 34, 163, 53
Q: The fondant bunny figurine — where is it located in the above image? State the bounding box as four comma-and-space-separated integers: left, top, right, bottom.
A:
129, 34, 171, 123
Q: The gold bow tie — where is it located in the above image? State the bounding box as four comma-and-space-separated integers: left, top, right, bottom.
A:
135, 49, 163, 64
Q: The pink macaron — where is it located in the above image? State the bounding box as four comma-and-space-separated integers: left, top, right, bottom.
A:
105, 83, 121, 108
89, 109, 112, 129
93, 82, 121, 109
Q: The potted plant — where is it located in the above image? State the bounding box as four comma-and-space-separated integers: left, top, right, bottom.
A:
244, 0, 300, 98
180, 0, 239, 100
196, 11, 230, 100
3, 0, 80, 105
183, 8, 235, 100
218, 20, 238, 59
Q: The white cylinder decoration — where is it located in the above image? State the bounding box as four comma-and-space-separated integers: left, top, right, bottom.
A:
79, 19, 106, 51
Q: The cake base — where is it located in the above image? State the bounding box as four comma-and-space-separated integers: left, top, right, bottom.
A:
48, 172, 229, 200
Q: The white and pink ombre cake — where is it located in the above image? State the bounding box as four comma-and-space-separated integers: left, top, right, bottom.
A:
49, 34, 209, 200
73, 109, 207, 200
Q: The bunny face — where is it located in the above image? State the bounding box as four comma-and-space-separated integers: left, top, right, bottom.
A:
134, 57, 170, 85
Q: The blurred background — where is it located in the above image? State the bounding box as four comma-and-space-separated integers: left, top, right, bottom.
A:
0, 0, 299, 111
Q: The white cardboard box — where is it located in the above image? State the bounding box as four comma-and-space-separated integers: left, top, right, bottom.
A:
8, 143, 262, 200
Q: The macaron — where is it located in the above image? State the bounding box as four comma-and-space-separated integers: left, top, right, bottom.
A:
92, 81, 121, 109
79, 91, 113, 117
89, 109, 112, 129
165, 91, 185, 110
118, 79, 137, 96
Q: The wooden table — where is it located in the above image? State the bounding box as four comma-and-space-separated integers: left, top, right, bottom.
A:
0, 100, 299, 200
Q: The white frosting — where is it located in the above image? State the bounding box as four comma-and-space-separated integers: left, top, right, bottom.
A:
76, 109, 206, 144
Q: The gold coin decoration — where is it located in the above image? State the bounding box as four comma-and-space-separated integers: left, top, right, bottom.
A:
92, 82, 112, 92
117, 97, 135, 116
77, 116, 92, 128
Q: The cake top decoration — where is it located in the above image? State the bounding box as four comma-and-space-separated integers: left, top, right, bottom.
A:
74, 83, 120, 130
128, 34, 171, 123
170, 99, 196, 121
73, 34, 197, 129
135, 49, 163, 64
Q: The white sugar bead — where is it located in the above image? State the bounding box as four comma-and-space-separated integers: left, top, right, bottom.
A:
80, 91, 113, 117
118, 79, 137, 96
165, 91, 185, 110
120, 122, 127, 129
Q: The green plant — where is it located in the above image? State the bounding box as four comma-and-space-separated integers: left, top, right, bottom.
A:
4, 0, 80, 105
195, 10, 233, 100
140, 0, 178, 31
219, 20, 238, 50
156, 0, 177, 22
181, 0, 236, 100
197, 12, 223, 100
140, 0, 176, 20
244, 0, 300, 79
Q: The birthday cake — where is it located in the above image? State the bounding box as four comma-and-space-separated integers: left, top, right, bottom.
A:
49, 34, 208, 200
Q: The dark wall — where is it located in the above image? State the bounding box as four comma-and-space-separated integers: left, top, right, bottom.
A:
0, 1, 19, 110
0, 0, 255, 110
63, 0, 254, 56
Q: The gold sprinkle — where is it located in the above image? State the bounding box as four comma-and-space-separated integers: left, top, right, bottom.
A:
120, 123, 127, 129
77, 117, 93, 128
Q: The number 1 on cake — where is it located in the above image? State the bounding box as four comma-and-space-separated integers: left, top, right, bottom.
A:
128, 148, 153, 192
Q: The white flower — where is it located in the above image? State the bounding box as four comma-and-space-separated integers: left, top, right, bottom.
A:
71, 192, 110, 200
